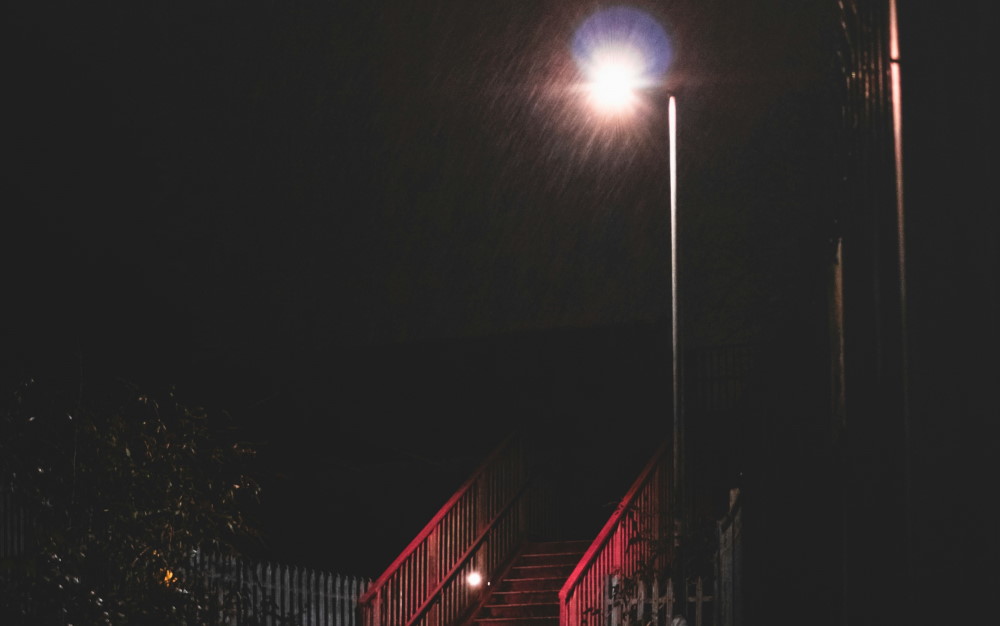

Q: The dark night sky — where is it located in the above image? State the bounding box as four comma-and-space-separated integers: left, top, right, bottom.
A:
4, 0, 877, 576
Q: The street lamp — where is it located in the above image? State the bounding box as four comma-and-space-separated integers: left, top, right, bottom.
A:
572, 4, 684, 556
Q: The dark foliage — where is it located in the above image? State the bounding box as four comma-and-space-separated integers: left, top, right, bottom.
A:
0, 377, 263, 625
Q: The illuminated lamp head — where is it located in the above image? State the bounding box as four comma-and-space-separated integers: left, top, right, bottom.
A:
585, 45, 645, 113
572, 6, 673, 115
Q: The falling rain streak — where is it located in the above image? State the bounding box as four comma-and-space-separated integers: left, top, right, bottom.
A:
356, 1, 678, 343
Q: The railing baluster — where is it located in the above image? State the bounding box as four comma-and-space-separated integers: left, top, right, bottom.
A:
560, 442, 670, 626
359, 435, 532, 626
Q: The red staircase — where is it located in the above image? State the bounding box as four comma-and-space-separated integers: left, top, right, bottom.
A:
359, 435, 671, 626
469, 540, 589, 626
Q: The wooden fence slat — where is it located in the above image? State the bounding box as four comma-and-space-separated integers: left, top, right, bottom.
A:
264, 562, 273, 626
312, 566, 320, 626
319, 571, 327, 626
342, 573, 350, 626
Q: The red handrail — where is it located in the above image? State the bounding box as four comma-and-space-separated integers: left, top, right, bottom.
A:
559, 441, 670, 626
358, 434, 515, 605
403, 479, 530, 626
359, 433, 533, 626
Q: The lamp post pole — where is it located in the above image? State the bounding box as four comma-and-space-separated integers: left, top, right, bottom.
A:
668, 95, 683, 561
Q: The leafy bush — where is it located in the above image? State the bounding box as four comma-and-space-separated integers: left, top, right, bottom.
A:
0, 377, 262, 625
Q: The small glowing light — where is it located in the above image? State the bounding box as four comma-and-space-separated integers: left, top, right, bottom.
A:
163, 569, 176, 586
466, 571, 482, 587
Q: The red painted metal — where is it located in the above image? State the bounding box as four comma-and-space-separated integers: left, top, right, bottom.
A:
360, 436, 514, 603
559, 441, 670, 626
403, 480, 529, 626
359, 434, 534, 626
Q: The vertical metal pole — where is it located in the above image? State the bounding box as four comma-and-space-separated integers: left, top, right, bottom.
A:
668, 94, 688, 623
669, 94, 683, 552
889, 0, 912, 618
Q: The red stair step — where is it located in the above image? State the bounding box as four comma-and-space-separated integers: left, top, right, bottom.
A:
515, 551, 583, 567
467, 539, 589, 626
474, 618, 559, 626
487, 590, 559, 605
499, 576, 565, 592
508, 563, 575, 579
479, 602, 559, 619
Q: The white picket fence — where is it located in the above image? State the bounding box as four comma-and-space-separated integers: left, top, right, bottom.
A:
604, 572, 675, 626
189, 551, 371, 626
602, 572, 717, 626
2, 490, 370, 626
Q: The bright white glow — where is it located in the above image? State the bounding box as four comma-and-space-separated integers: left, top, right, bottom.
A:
466, 572, 482, 587
669, 95, 677, 227
586, 46, 645, 114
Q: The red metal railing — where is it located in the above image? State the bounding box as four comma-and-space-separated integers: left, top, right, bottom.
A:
359, 435, 533, 626
559, 442, 671, 626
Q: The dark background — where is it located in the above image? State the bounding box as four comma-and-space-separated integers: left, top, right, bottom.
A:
4, 2, 996, 617
2, 0, 754, 575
